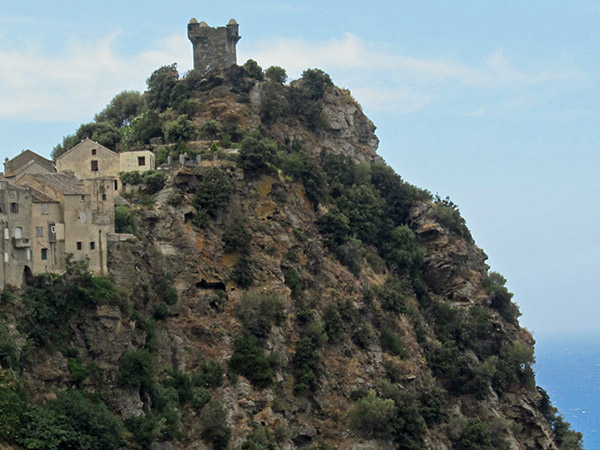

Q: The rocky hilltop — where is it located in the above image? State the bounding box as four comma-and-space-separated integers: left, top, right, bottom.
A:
0, 63, 583, 449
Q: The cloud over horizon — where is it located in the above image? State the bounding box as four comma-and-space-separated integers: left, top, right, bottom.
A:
0, 30, 585, 122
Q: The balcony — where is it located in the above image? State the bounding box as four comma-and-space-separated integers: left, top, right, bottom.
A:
12, 237, 31, 248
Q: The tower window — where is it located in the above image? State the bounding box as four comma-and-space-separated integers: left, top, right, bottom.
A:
76, 242, 82, 250
41, 248, 47, 260
10, 202, 18, 213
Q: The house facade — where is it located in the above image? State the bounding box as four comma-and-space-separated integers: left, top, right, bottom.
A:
55, 139, 120, 194
120, 150, 156, 172
17, 173, 114, 276
0, 181, 33, 288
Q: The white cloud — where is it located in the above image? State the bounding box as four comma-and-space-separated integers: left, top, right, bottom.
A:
0, 30, 585, 122
244, 33, 585, 113
0, 33, 190, 121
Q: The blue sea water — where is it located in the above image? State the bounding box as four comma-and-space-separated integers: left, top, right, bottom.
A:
534, 332, 600, 450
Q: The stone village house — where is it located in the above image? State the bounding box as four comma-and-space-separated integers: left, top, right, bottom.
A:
0, 141, 152, 287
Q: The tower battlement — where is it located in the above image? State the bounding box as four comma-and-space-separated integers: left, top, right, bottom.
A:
187, 18, 240, 74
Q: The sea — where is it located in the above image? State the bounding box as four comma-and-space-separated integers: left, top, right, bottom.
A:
534, 331, 600, 450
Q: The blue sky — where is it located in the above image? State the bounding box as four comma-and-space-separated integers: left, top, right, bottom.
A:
1, 1, 599, 336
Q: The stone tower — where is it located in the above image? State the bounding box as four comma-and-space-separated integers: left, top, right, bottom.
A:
188, 18, 241, 74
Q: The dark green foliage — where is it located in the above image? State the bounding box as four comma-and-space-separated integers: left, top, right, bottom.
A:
155, 274, 178, 305
164, 114, 196, 143
492, 340, 535, 395
0, 377, 26, 441
0, 321, 19, 370
229, 333, 277, 388
334, 238, 363, 275
380, 328, 410, 358
67, 358, 86, 385
265, 66, 287, 84
199, 119, 222, 139
114, 204, 135, 234
95, 90, 146, 127
299, 68, 333, 100
118, 349, 155, 391
192, 359, 224, 389
122, 110, 163, 144
222, 221, 251, 253
200, 399, 231, 450
19, 258, 128, 347
260, 82, 289, 124
17, 390, 125, 450
241, 423, 277, 449
193, 168, 233, 217
293, 336, 321, 394
284, 267, 302, 296
316, 207, 350, 248
418, 382, 447, 426
348, 391, 396, 439
553, 415, 584, 449
243, 59, 264, 80
279, 141, 327, 206
378, 277, 407, 314
379, 225, 423, 275
323, 304, 344, 343
142, 170, 165, 194
483, 272, 520, 325
234, 290, 285, 338
231, 255, 254, 288
431, 195, 471, 239
154, 301, 170, 320
146, 63, 179, 111
120, 170, 143, 185
335, 184, 385, 245
237, 133, 278, 174
451, 418, 495, 450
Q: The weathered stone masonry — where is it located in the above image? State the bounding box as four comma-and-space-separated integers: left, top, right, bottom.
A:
187, 18, 240, 74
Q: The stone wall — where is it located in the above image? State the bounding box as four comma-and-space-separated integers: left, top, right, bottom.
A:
187, 19, 240, 73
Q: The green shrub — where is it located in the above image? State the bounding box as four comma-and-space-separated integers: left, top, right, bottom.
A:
193, 168, 232, 218
199, 119, 222, 139
67, 358, 86, 385
231, 255, 254, 288
323, 304, 344, 344
379, 225, 423, 276
234, 290, 285, 338
118, 349, 155, 391
191, 388, 212, 409
120, 170, 143, 185
241, 423, 277, 449
284, 267, 302, 296
378, 277, 407, 314
146, 64, 179, 111
380, 329, 410, 358
293, 336, 321, 394
0, 321, 19, 370
192, 359, 224, 389
265, 66, 287, 84
431, 195, 471, 239
229, 333, 277, 388
164, 114, 196, 143
200, 399, 231, 450
153, 301, 170, 320
222, 221, 251, 253
483, 272, 520, 325
348, 391, 396, 439
142, 170, 165, 194
237, 134, 278, 174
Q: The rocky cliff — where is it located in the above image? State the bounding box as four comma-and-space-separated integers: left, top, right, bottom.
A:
0, 64, 582, 449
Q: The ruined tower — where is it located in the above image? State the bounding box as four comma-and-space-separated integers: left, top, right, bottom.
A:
188, 18, 241, 74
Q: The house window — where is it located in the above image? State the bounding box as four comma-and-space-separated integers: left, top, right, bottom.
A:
14, 227, 22, 239
102, 193, 107, 201
76, 242, 82, 250
91, 160, 99, 171
81, 195, 85, 202
10, 202, 18, 213
138, 156, 146, 166
4, 253, 8, 262
26, 249, 31, 261
80, 212, 86, 223
41, 203, 49, 215
3, 228, 8, 239
36, 226, 43, 237
90, 241, 95, 250
91, 149, 97, 155
113, 180, 118, 190
41, 248, 47, 260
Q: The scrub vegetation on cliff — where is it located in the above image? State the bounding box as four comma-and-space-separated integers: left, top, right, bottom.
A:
1, 61, 583, 449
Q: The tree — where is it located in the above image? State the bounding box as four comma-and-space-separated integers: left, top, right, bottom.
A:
243, 59, 264, 80
164, 114, 196, 143
52, 121, 121, 159
95, 91, 146, 127
348, 391, 396, 439
265, 66, 287, 84
237, 134, 278, 174
146, 63, 179, 111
